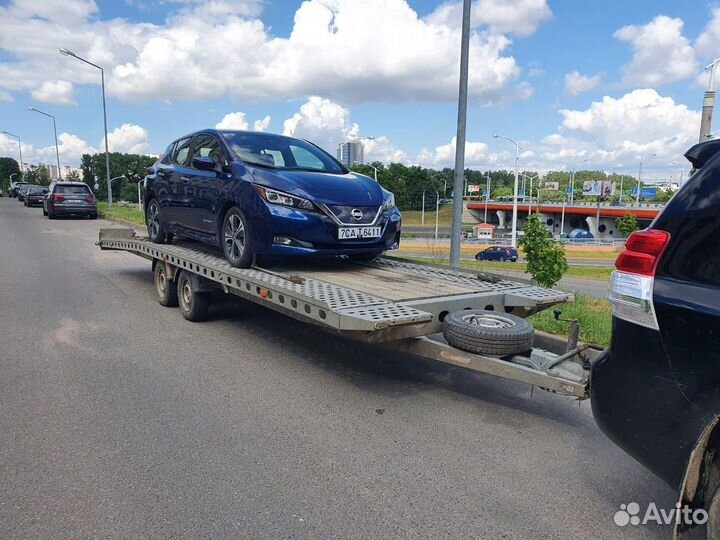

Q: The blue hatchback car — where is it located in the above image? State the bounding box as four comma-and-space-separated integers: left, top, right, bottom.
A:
144, 130, 401, 267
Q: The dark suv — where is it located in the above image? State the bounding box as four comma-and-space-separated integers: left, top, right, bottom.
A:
43, 181, 97, 219
591, 140, 720, 538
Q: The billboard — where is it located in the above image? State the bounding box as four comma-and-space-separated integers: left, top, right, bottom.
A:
544, 181, 559, 191
582, 180, 616, 197
640, 187, 657, 200
467, 184, 481, 193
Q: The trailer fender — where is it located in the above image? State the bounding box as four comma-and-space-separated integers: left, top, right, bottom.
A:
675, 416, 720, 539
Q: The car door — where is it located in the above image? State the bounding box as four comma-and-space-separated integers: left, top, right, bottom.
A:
163, 137, 193, 228
187, 133, 232, 235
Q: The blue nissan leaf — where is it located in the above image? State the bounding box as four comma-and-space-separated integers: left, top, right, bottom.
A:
144, 130, 401, 267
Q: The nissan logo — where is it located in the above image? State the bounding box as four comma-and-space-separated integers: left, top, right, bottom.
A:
351, 208, 363, 220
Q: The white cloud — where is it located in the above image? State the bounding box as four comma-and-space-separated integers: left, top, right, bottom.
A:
425, 0, 552, 37
417, 136, 506, 167
216, 112, 250, 130
215, 112, 271, 131
563, 71, 600, 97
31, 80, 75, 105
282, 97, 360, 154
614, 15, 697, 87
0, 0, 537, 106
106, 123, 150, 154
253, 115, 271, 132
540, 89, 699, 169
696, 7, 720, 60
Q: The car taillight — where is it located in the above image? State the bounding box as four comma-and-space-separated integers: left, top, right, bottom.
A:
51, 195, 64, 201
609, 229, 671, 330
85, 194, 96, 203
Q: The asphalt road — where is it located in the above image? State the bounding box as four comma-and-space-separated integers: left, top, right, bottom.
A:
0, 197, 674, 539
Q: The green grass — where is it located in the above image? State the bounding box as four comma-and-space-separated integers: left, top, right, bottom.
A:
529, 294, 611, 347
97, 202, 145, 226
401, 206, 456, 226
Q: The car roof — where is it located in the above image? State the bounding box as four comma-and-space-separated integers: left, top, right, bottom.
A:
53, 181, 88, 185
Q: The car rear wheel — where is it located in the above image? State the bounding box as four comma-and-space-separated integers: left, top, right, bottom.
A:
442, 309, 534, 356
222, 207, 254, 268
146, 198, 170, 244
177, 271, 209, 322
47, 209, 55, 220
154, 262, 178, 307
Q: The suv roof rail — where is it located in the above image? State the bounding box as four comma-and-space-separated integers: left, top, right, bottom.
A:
684, 139, 720, 170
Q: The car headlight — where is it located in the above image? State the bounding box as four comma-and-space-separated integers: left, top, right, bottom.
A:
381, 190, 395, 212
255, 186, 316, 211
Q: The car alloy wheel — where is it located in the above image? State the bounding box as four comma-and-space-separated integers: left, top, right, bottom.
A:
147, 200, 161, 240
222, 208, 253, 268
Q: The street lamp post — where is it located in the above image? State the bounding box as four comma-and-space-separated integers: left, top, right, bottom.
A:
59, 48, 112, 205
352, 160, 379, 182
525, 173, 538, 211
560, 197, 566, 236
635, 153, 656, 206
493, 134, 521, 248
27, 107, 61, 179
2, 130, 24, 176
484, 172, 491, 223
700, 58, 720, 142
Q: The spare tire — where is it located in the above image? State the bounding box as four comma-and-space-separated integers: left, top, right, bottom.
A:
442, 309, 534, 356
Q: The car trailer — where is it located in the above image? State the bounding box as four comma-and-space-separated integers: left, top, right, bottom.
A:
98, 228, 602, 399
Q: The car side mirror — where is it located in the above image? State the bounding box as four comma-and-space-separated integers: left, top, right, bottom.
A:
192, 156, 218, 172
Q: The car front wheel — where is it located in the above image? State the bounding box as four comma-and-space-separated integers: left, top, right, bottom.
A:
222, 207, 254, 268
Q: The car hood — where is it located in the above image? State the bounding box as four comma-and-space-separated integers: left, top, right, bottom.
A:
248, 167, 384, 205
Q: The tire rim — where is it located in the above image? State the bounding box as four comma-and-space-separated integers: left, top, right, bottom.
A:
180, 278, 192, 311
224, 213, 245, 262
462, 313, 516, 329
148, 202, 160, 239
156, 267, 167, 297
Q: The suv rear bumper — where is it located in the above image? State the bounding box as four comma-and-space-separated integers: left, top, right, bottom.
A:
49, 204, 97, 216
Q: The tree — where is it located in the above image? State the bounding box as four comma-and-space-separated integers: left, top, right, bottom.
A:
66, 169, 81, 181
0, 157, 21, 194
520, 213, 568, 288
617, 213, 639, 238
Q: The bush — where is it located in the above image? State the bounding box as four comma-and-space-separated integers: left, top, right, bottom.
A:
617, 213, 639, 238
520, 213, 568, 288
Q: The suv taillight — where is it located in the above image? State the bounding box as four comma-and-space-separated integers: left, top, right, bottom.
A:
609, 229, 671, 330
85, 194, 96, 203
51, 194, 64, 201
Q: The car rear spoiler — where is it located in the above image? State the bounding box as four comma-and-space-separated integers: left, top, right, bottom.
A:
684, 139, 720, 170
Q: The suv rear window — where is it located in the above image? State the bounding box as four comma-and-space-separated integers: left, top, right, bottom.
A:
55, 185, 90, 194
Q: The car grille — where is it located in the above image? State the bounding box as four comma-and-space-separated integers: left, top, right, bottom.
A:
324, 205, 380, 225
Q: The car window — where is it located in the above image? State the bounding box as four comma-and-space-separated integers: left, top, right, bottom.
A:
161, 142, 176, 165
56, 185, 90, 194
289, 145, 325, 170
191, 134, 228, 167
173, 137, 192, 166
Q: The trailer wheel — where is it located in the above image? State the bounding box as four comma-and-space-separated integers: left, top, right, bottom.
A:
154, 262, 178, 307
442, 309, 534, 356
177, 271, 210, 322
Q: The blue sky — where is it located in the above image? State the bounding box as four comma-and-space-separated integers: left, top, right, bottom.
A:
0, 0, 717, 180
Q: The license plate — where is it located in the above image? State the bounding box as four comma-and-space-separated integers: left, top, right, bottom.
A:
338, 227, 381, 240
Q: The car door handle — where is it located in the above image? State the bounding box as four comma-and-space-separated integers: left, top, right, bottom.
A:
180, 176, 190, 183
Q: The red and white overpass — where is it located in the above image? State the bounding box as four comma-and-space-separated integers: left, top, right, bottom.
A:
464, 201, 663, 239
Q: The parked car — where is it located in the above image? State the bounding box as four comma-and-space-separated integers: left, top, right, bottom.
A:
43, 181, 97, 219
9, 181, 28, 198
474, 246, 518, 262
591, 139, 720, 537
23, 186, 48, 207
144, 130, 401, 267
16, 184, 35, 202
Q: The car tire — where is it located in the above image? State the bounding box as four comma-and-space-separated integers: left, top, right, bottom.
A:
48, 210, 55, 220
499, 256, 506, 262
42, 208, 48, 216
146, 198, 170, 244
475, 254, 482, 261
90, 213, 98, 220
222, 207, 254, 268
442, 309, 534, 356
177, 271, 209, 322
154, 262, 178, 307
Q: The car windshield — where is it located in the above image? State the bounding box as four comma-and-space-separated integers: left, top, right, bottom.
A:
221, 132, 346, 174
28, 187, 45, 194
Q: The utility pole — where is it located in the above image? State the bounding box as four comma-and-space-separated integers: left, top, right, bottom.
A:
484, 172, 491, 223
700, 58, 720, 143
494, 135, 521, 248
449, 0, 471, 268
